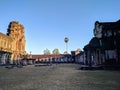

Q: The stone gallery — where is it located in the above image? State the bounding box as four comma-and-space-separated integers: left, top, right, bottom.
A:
84, 20, 120, 67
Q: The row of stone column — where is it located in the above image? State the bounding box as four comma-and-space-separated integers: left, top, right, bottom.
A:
36, 56, 73, 63
0, 52, 11, 65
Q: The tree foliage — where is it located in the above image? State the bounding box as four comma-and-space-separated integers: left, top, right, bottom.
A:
43, 48, 51, 55
64, 37, 69, 43
52, 48, 60, 54
77, 48, 81, 52
64, 51, 69, 54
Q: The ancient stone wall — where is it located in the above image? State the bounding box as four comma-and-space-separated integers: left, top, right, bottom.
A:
7, 21, 26, 62
0, 21, 26, 64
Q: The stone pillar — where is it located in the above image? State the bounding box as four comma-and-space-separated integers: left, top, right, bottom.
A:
1, 53, 6, 64
5, 53, 8, 64
6, 53, 12, 64
87, 50, 91, 66
0, 52, 2, 65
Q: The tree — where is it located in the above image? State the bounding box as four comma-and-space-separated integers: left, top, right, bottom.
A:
64, 37, 69, 54
52, 48, 60, 54
64, 51, 69, 54
77, 48, 82, 52
64, 37, 69, 44
43, 48, 51, 55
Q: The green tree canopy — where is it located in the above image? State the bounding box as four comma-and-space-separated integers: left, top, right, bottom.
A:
77, 48, 82, 52
64, 51, 69, 54
43, 48, 51, 55
52, 48, 60, 54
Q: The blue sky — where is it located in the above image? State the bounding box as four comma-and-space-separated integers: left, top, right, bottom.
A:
0, 0, 120, 54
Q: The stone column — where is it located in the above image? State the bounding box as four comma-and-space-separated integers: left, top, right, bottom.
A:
5, 53, 11, 64
1, 53, 6, 64
0, 52, 2, 65
4, 53, 8, 64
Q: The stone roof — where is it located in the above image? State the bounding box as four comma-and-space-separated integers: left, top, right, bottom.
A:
84, 37, 101, 50
95, 20, 120, 29
89, 37, 100, 47
84, 36, 119, 50
32, 54, 65, 59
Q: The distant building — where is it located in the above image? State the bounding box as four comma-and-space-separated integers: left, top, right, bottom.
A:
74, 51, 84, 64
0, 21, 26, 65
71, 50, 84, 63
84, 20, 120, 67
32, 54, 73, 63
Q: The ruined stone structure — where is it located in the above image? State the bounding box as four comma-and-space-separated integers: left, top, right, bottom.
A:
84, 20, 120, 67
0, 21, 26, 65
32, 54, 73, 63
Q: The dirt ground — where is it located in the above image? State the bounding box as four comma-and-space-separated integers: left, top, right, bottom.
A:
0, 64, 120, 90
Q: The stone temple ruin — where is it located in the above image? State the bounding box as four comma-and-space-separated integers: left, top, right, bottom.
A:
0, 21, 26, 65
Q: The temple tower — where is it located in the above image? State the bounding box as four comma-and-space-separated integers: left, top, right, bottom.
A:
7, 21, 26, 63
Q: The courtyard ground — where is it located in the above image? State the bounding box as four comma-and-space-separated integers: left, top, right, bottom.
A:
0, 64, 120, 90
